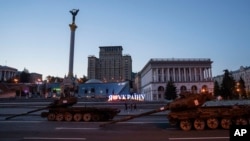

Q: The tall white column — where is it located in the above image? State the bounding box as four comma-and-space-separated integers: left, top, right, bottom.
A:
4, 71, 6, 81
200, 68, 202, 81
205, 68, 208, 80
178, 68, 181, 82
173, 68, 176, 82
153, 69, 156, 82
184, 68, 186, 82
68, 9, 79, 78
167, 68, 170, 81
194, 68, 197, 81
162, 68, 165, 82
189, 68, 192, 82
156, 68, 159, 82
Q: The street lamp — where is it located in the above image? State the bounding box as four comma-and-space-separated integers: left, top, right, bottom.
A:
14, 78, 18, 84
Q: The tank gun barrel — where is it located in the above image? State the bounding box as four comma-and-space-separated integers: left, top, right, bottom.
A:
5, 106, 50, 120
100, 104, 169, 127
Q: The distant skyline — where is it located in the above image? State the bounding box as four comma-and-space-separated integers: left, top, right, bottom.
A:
1, 0, 250, 80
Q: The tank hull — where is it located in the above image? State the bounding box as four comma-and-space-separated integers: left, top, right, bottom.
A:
168, 105, 250, 131
41, 107, 120, 122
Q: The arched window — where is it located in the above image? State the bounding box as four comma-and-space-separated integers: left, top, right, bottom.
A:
158, 86, 164, 99
180, 86, 187, 94
191, 85, 197, 94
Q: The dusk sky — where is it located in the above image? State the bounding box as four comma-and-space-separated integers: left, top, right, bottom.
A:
1, 0, 250, 80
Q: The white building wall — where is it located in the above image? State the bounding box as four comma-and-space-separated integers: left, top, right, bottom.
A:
140, 58, 214, 101
214, 66, 250, 94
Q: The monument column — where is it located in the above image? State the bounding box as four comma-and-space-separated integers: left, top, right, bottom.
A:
68, 9, 79, 78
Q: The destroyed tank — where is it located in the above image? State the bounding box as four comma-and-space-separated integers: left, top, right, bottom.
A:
6, 77, 120, 122
167, 93, 250, 131
100, 93, 250, 131
5, 91, 120, 122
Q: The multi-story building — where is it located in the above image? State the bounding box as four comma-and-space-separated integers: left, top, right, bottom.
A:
29, 73, 43, 84
88, 46, 132, 82
0, 65, 18, 82
139, 58, 214, 101
213, 66, 250, 93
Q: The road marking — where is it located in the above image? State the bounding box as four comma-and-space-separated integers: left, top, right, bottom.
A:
118, 121, 167, 124
56, 127, 99, 130
24, 137, 86, 140
169, 137, 229, 140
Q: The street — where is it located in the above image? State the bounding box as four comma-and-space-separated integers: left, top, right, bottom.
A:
0, 99, 230, 141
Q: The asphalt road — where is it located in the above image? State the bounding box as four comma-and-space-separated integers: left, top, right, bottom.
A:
0, 99, 230, 141
0, 119, 230, 141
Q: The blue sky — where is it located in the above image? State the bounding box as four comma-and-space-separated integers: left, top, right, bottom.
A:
1, 0, 250, 80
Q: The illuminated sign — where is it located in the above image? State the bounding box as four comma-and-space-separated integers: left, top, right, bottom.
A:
108, 94, 145, 101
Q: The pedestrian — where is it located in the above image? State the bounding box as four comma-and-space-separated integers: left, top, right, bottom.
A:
124, 102, 128, 111
134, 103, 137, 110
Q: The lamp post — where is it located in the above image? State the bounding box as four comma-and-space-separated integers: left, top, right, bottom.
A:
14, 78, 18, 84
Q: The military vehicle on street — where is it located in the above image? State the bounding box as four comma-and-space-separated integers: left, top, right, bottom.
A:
101, 93, 250, 131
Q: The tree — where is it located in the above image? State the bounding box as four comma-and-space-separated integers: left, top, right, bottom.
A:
165, 79, 177, 100
78, 75, 88, 84
238, 77, 247, 99
20, 70, 30, 83
220, 69, 235, 99
213, 80, 221, 97
46, 75, 63, 83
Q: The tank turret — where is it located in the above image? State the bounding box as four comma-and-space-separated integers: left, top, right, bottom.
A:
168, 93, 214, 111
49, 96, 77, 108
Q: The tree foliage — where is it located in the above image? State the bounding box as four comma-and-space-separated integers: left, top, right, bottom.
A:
46, 75, 63, 83
220, 69, 235, 99
20, 71, 30, 83
213, 80, 221, 97
238, 77, 247, 99
165, 79, 177, 100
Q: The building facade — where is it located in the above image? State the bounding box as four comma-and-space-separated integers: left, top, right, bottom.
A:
88, 46, 132, 82
139, 58, 214, 101
78, 79, 130, 98
29, 73, 43, 84
213, 66, 250, 93
0, 65, 18, 82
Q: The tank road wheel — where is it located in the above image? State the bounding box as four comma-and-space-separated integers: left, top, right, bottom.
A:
235, 118, 248, 125
64, 112, 73, 122
55, 113, 64, 121
47, 113, 56, 121
207, 118, 219, 129
193, 119, 205, 130
92, 114, 101, 121
83, 113, 92, 122
221, 118, 231, 129
73, 113, 82, 122
180, 120, 192, 131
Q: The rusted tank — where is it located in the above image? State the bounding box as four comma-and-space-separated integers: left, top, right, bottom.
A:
100, 93, 250, 131
5, 96, 120, 122
168, 95, 250, 131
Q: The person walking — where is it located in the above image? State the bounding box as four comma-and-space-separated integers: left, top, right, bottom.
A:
124, 102, 128, 111
133, 103, 137, 111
